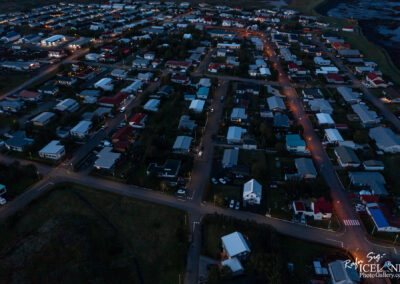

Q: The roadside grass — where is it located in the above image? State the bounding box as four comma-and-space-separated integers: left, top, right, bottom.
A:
307, 214, 341, 231
0, 183, 188, 284
201, 214, 348, 283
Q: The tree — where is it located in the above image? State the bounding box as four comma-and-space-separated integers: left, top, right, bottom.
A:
353, 130, 369, 144
207, 266, 221, 284
275, 142, 286, 154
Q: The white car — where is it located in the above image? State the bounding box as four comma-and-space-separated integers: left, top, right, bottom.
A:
235, 201, 240, 210
177, 189, 186, 196
211, 178, 218, 185
229, 200, 235, 209
219, 178, 226, 184
0, 197, 6, 205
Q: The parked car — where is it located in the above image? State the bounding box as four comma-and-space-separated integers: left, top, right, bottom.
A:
235, 201, 240, 210
211, 178, 218, 185
219, 178, 226, 184
229, 199, 235, 209
177, 189, 186, 196
223, 176, 231, 183
0, 197, 6, 205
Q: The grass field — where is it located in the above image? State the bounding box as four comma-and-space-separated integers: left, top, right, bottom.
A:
0, 184, 188, 284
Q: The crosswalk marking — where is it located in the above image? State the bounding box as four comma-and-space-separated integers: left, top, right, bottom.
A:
343, 219, 360, 226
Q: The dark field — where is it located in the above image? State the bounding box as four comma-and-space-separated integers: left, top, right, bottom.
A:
0, 184, 188, 284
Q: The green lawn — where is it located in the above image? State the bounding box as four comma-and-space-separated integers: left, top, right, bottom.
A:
0, 183, 188, 284
202, 214, 348, 283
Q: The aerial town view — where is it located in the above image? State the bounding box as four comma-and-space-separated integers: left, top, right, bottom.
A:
0, 0, 400, 283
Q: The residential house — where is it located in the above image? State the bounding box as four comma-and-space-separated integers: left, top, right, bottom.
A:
312, 197, 333, 220
222, 148, 239, 168
243, 179, 262, 205
295, 158, 317, 179
0, 100, 24, 113
189, 99, 205, 113
196, 87, 209, 99
19, 90, 42, 102
363, 160, 384, 171
221, 232, 251, 260
325, 128, 344, 144
316, 113, 335, 126
366, 204, 400, 233
267, 96, 286, 111
369, 126, 400, 153
54, 98, 79, 112
328, 260, 360, 284
349, 172, 388, 196
39, 140, 65, 160
230, 108, 247, 123
227, 126, 246, 144
178, 115, 196, 132
147, 159, 181, 179
5, 131, 33, 152
31, 112, 55, 126
334, 146, 361, 168
129, 113, 147, 129
286, 134, 306, 152
94, 147, 121, 171
172, 136, 192, 154
112, 126, 136, 152
143, 99, 160, 112
273, 113, 290, 128
337, 87, 361, 104
155, 85, 174, 98
98, 92, 129, 108
94, 78, 114, 91
132, 58, 149, 69
351, 104, 380, 127
70, 120, 92, 139
309, 99, 333, 114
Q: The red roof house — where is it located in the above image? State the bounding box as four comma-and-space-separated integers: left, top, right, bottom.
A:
129, 113, 147, 129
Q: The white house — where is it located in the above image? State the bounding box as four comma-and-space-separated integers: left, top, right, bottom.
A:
39, 140, 65, 160
40, 35, 66, 46
328, 260, 360, 284
243, 179, 262, 205
221, 232, 251, 260
227, 126, 246, 144
94, 78, 114, 91
189, 99, 205, 113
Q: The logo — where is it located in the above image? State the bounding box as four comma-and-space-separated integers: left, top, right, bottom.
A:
344, 252, 400, 279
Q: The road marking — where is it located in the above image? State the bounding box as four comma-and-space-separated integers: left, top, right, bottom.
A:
343, 219, 360, 226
